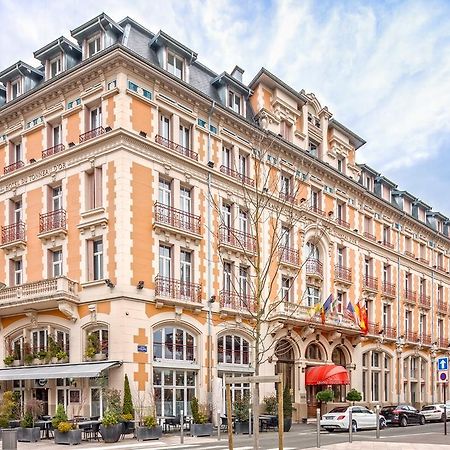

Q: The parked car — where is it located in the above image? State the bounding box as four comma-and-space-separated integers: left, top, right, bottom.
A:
380, 405, 425, 426
421, 404, 450, 422
320, 406, 386, 432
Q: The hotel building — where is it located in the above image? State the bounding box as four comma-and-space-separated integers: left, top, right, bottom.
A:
0, 13, 448, 421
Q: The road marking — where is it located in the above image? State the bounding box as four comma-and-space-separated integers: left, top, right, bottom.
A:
80, 444, 199, 450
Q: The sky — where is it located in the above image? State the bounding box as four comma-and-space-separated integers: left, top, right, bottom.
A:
1, 0, 450, 214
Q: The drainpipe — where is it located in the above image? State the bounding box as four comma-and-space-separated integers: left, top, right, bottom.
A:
206, 101, 216, 409
396, 213, 405, 404
431, 267, 435, 404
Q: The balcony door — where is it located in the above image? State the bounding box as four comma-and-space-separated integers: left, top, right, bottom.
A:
180, 250, 192, 298
180, 187, 191, 229
159, 245, 171, 282
239, 267, 249, 305
90, 107, 102, 130
160, 115, 170, 140
52, 186, 63, 211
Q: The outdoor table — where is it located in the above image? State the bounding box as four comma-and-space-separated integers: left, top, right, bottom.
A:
259, 415, 278, 432
77, 420, 101, 441
35, 420, 52, 439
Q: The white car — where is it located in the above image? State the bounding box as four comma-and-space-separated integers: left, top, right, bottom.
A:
320, 406, 386, 432
421, 404, 449, 422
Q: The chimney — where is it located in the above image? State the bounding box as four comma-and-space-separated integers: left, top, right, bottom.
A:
230, 65, 244, 82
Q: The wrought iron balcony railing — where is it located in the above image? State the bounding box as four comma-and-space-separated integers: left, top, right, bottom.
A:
155, 135, 198, 161
305, 258, 323, 277
79, 126, 105, 143
154, 275, 202, 303
279, 246, 300, 266
4, 161, 25, 175
42, 144, 65, 159
219, 165, 254, 187
39, 209, 67, 233
382, 281, 396, 298
219, 290, 255, 313
1, 222, 25, 244
335, 264, 352, 283
219, 226, 256, 253
154, 202, 201, 235
363, 275, 378, 291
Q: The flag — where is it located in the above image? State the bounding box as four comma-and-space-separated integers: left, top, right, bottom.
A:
308, 302, 321, 317
345, 301, 356, 322
355, 301, 368, 334
320, 294, 333, 324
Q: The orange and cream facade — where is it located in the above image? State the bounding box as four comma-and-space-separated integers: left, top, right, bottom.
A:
0, 13, 449, 421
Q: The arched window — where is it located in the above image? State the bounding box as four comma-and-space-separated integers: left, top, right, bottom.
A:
331, 347, 348, 402
153, 326, 195, 361
362, 350, 391, 403
305, 242, 320, 261
332, 347, 347, 366
85, 327, 109, 360
306, 343, 324, 361
218, 334, 249, 365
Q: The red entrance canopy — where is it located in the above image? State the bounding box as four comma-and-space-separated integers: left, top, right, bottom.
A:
305, 365, 350, 386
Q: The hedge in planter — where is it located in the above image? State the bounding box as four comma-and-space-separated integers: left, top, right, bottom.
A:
99, 410, 122, 443
190, 397, 213, 437
135, 416, 162, 441
283, 385, 293, 432
54, 422, 82, 445
233, 395, 251, 434
18, 411, 40, 442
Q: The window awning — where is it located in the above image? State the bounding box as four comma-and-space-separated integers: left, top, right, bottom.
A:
0, 361, 121, 381
305, 365, 350, 386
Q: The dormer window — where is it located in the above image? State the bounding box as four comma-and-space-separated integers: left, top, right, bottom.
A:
88, 35, 101, 58
228, 90, 241, 114
167, 52, 183, 79
50, 57, 62, 78
11, 79, 21, 100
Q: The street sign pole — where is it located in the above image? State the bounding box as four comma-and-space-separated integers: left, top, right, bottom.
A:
445, 383, 447, 436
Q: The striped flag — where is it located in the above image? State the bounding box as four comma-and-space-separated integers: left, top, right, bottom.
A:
345, 300, 356, 322
320, 294, 333, 324
355, 301, 368, 334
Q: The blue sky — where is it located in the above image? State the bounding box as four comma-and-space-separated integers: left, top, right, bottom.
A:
1, 0, 450, 214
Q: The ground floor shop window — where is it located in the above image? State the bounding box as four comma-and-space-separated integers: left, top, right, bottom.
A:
362, 350, 391, 403
57, 378, 71, 411
89, 377, 107, 418
153, 368, 196, 417
13, 380, 25, 415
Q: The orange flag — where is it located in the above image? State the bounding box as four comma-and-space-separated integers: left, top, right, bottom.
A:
355, 301, 368, 334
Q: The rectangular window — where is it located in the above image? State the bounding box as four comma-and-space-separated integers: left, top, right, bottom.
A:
239, 266, 248, 297
238, 153, 247, 177
382, 303, 391, 329
337, 247, 345, 267
11, 79, 21, 99
13, 259, 22, 286
308, 141, 318, 157
405, 309, 412, 333
238, 209, 248, 233
85, 167, 103, 210
51, 250, 63, 277
371, 372, 379, 402
179, 125, 190, 149
159, 245, 171, 278
419, 314, 426, 335
337, 157, 345, 173
405, 236, 412, 254
280, 121, 292, 142
90, 106, 102, 130
159, 179, 172, 206
180, 187, 191, 214
336, 291, 344, 314
383, 264, 390, 283
222, 203, 232, 228
88, 36, 101, 57
50, 57, 62, 78
53, 125, 62, 146
281, 226, 291, 248
281, 277, 291, 302
167, 53, 183, 79
228, 90, 241, 114
180, 250, 192, 297
280, 174, 291, 195
306, 286, 320, 307
92, 240, 103, 281
222, 147, 231, 168
52, 185, 63, 211
383, 226, 391, 245
12, 199, 22, 223
223, 262, 232, 292
160, 115, 170, 139
12, 143, 22, 163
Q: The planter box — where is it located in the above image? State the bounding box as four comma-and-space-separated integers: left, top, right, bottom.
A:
99, 423, 122, 443
284, 417, 292, 432
17, 427, 40, 442
54, 429, 82, 445
235, 421, 251, 434
190, 423, 213, 437
93, 353, 106, 361
12, 359, 22, 367
135, 426, 162, 441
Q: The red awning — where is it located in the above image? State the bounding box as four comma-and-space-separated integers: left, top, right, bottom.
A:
305, 365, 350, 386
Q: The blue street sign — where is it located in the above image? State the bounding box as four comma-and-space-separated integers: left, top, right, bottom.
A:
137, 345, 148, 353
438, 357, 448, 371
440, 372, 448, 382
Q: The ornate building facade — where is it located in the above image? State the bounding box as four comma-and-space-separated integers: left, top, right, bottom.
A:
0, 13, 448, 421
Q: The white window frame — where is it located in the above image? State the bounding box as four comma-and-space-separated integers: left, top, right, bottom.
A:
93, 239, 103, 281
167, 52, 184, 79
11, 79, 21, 100
50, 56, 62, 78
87, 35, 102, 58
14, 258, 23, 286
228, 90, 241, 114
52, 249, 63, 278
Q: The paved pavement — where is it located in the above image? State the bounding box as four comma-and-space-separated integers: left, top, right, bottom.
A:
5, 421, 450, 449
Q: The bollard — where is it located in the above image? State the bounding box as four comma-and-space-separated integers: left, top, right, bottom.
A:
348, 407, 353, 443
376, 405, 380, 439
180, 409, 184, 444
217, 411, 221, 441
249, 408, 252, 435
316, 408, 321, 448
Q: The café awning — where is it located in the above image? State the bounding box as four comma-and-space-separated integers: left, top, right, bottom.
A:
0, 360, 121, 381
305, 364, 350, 386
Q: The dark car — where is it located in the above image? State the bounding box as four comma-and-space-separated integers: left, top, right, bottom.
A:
380, 405, 426, 427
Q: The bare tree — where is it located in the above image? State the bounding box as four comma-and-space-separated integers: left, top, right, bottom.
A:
209, 128, 326, 449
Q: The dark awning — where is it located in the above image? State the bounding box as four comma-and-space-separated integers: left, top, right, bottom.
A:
305, 365, 350, 386
0, 361, 121, 381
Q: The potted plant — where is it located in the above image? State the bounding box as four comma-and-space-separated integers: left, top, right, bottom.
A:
85, 333, 100, 361
99, 409, 122, 443
54, 421, 82, 445
0, 391, 17, 439
190, 397, 213, 437
316, 389, 334, 416
52, 404, 68, 429
17, 410, 40, 442
346, 388, 362, 406
56, 350, 69, 364
263, 393, 277, 415
233, 395, 251, 434
283, 385, 293, 432
3, 355, 14, 367
136, 415, 162, 441
121, 374, 135, 435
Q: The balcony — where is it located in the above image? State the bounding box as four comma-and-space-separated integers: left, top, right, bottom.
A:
336, 217, 350, 229
219, 290, 256, 315
382, 240, 394, 249
435, 265, 447, 273
362, 275, 378, 293
439, 337, 449, 349
334, 264, 352, 285
418, 293, 431, 309
306, 258, 323, 281
154, 275, 202, 311
404, 251, 415, 259
220, 165, 254, 187
437, 299, 448, 315
219, 226, 256, 254
42, 143, 65, 159
418, 257, 429, 265
155, 135, 198, 161
8, 341, 71, 367
384, 326, 397, 340
79, 126, 105, 143
154, 202, 201, 237
38, 209, 67, 240
0, 277, 79, 316
4, 161, 25, 175
403, 289, 417, 305
279, 246, 300, 267
279, 192, 297, 205
405, 330, 419, 344
271, 301, 361, 336
1, 222, 26, 250
363, 231, 376, 242
420, 334, 432, 346
367, 321, 380, 337
309, 205, 325, 217
381, 281, 396, 299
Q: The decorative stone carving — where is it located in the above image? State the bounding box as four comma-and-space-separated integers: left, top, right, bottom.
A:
58, 301, 78, 322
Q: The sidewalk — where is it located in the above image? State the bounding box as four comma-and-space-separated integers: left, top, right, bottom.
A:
306, 443, 450, 450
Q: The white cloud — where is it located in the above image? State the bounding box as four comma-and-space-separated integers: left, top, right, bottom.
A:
1, 0, 450, 201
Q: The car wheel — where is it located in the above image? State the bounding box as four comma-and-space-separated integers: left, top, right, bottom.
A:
419, 416, 425, 425
400, 416, 408, 427
328, 429, 335, 433
351, 420, 357, 432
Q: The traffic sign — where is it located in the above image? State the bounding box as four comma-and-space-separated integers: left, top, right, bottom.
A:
438, 357, 448, 371
440, 372, 448, 382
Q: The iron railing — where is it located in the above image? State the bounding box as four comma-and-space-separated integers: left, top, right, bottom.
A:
155, 275, 202, 303
79, 126, 105, 143
305, 258, 323, 277
279, 246, 300, 266
363, 275, 378, 291
154, 202, 201, 235
42, 144, 65, 159
382, 281, 396, 297
363, 231, 376, 242
39, 209, 67, 233
418, 293, 431, 309
4, 161, 24, 175
1, 222, 25, 244
336, 217, 350, 228
219, 226, 256, 253
279, 191, 297, 204
219, 165, 254, 187
404, 289, 417, 304
219, 290, 255, 313
335, 264, 352, 283
155, 135, 198, 161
